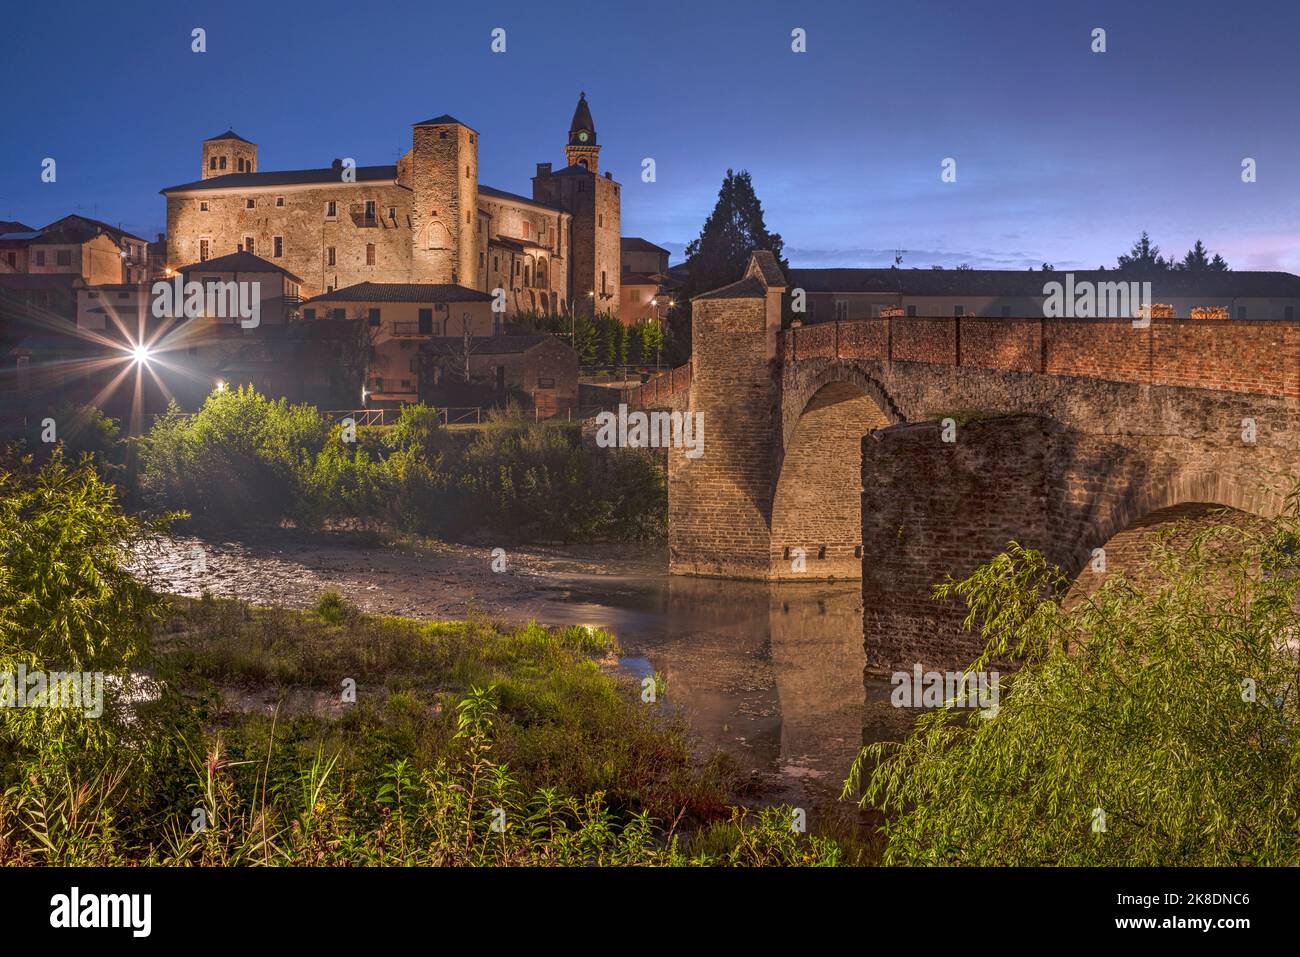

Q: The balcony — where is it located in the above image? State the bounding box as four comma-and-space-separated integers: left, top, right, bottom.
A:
349, 205, 378, 228
391, 321, 434, 338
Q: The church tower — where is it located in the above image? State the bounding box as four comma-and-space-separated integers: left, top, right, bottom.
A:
565, 92, 600, 174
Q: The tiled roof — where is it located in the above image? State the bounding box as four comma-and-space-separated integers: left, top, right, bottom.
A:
621, 237, 669, 255
413, 114, 476, 131
41, 214, 147, 245
304, 282, 493, 304
161, 165, 398, 194
749, 250, 787, 288
694, 275, 767, 301
787, 268, 1300, 298
176, 250, 305, 283
478, 184, 563, 212
0, 221, 34, 234
205, 129, 253, 144
621, 272, 661, 286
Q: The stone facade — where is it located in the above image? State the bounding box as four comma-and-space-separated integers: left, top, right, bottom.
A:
162, 95, 619, 318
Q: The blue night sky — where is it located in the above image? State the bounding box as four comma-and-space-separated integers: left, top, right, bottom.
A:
4, 0, 1298, 271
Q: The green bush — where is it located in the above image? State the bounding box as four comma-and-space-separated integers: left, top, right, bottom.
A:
135, 393, 665, 542
847, 498, 1300, 865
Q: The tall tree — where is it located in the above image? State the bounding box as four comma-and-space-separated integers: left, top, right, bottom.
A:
665, 169, 786, 364
1116, 231, 1172, 272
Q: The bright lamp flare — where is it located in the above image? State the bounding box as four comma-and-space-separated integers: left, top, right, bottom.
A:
131, 344, 152, 364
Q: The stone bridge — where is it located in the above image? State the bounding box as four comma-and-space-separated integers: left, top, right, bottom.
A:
668, 251, 1300, 674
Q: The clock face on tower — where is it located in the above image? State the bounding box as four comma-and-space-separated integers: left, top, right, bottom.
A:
578, 131, 589, 143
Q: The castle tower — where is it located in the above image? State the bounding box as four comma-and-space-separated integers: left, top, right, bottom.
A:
531, 94, 620, 316
409, 115, 479, 287
202, 130, 257, 179
565, 92, 600, 174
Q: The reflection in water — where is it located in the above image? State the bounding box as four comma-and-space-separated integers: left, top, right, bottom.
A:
539, 570, 910, 822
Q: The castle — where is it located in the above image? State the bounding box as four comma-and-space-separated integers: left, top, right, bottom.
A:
161, 93, 621, 317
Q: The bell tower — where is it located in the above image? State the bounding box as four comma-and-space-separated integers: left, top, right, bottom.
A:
565, 92, 600, 173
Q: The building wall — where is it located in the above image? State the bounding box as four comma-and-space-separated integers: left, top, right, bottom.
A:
202, 138, 257, 179
804, 291, 1300, 321
29, 235, 124, 285
165, 182, 413, 298
479, 195, 569, 313
623, 248, 668, 275
535, 170, 621, 316
410, 121, 478, 288
620, 280, 661, 324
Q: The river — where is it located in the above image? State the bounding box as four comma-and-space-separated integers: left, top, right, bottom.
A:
133, 529, 913, 828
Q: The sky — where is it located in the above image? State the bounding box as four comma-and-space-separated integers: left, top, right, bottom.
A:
3, 0, 1299, 271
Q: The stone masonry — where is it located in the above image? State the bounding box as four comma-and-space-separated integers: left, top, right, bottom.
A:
670, 251, 1300, 674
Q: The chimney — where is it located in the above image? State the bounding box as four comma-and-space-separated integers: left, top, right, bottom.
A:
536, 162, 552, 177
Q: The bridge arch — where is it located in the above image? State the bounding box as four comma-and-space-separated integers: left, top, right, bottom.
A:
1065, 471, 1282, 584
770, 369, 900, 580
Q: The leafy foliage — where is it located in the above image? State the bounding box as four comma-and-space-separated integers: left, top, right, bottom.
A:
848, 501, 1300, 865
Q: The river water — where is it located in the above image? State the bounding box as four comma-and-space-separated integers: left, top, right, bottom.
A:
133, 530, 912, 826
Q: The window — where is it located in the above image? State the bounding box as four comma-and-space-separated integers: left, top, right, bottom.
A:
513, 260, 519, 276
303, 308, 316, 321
493, 256, 498, 271
906, 305, 916, 317
388, 206, 396, 221
219, 156, 227, 170
465, 165, 470, 178
439, 131, 447, 139
199, 239, 210, 261
954, 305, 965, 317
631, 289, 641, 302
327, 247, 336, 266
479, 252, 485, 268
418, 308, 433, 335
243, 236, 254, 255
246, 199, 255, 209
200, 201, 209, 212
365, 200, 376, 222
56, 250, 72, 267
368, 308, 381, 327
600, 270, 607, 295
274, 236, 283, 258
332, 308, 345, 320
834, 300, 848, 321
524, 264, 531, 285
34, 251, 45, 266
598, 214, 603, 228
6, 252, 15, 268
1237, 306, 1248, 320
523, 221, 530, 239
325, 201, 337, 219
209, 157, 218, 170
538, 377, 555, 389
366, 243, 375, 266
237, 158, 245, 172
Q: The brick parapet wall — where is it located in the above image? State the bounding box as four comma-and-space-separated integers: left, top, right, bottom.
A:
784, 317, 1300, 399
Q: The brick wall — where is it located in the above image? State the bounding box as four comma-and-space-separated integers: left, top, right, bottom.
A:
785, 317, 1300, 399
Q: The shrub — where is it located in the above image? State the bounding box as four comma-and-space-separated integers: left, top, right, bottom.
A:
847, 497, 1300, 865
